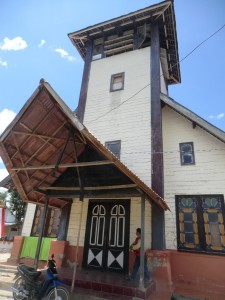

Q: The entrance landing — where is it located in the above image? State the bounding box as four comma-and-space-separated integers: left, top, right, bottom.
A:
59, 268, 156, 299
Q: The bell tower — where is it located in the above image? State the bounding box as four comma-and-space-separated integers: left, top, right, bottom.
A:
69, 0, 180, 249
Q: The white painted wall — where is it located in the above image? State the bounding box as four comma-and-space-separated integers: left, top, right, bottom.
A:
130, 197, 152, 249
67, 198, 88, 247
21, 203, 36, 236
83, 46, 168, 188
84, 47, 152, 187
162, 106, 225, 249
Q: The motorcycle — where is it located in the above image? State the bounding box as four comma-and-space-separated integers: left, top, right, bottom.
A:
11, 254, 70, 300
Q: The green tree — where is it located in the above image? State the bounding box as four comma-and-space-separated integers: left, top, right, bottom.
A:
8, 190, 26, 225
0, 191, 7, 208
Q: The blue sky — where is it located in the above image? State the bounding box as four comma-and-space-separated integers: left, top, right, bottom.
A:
0, 0, 225, 181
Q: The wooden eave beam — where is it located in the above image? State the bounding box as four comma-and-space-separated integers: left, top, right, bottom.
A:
38, 183, 137, 191
36, 188, 141, 199
69, 3, 168, 38
11, 160, 114, 171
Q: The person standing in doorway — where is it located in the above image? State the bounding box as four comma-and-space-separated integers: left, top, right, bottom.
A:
128, 228, 151, 281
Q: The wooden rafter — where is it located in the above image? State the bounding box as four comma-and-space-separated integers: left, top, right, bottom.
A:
153, 2, 170, 22
53, 129, 71, 173
0, 142, 28, 202
16, 122, 69, 178
12, 130, 72, 142
11, 160, 114, 171
9, 110, 53, 160
12, 132, 30, 183
38, 184, 137, 191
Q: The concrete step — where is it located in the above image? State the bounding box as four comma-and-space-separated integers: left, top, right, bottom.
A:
0, 289, 13, 300
0, 265, 16, 294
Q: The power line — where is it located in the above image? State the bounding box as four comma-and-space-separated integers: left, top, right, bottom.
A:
179, 24, 225, 64
86, 24, 225, 125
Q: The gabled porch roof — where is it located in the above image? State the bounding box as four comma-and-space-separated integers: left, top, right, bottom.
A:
0, 80, 169, 210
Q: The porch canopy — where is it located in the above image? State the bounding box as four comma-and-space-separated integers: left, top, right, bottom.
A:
0, 79, 169, 211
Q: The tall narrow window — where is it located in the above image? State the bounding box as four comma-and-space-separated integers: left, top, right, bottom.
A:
110, 73, 125, 92
105, 140, 121, 158
31, 206, 61, 237
179, 142, 195, 165
176, 195, 225, 254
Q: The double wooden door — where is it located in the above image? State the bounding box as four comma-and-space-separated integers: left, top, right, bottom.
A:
83, 199, 130, 272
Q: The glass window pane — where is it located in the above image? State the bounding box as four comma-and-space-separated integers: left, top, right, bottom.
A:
209, 223, 221, 246
180, 142, 195, 165
208, 213, 218, 222
184, 222, 194, 232
183, 212, 193, 222
110, 73, 124, 92
183, 154, 193, 164
181, 144, 192, 152
105, 141, 121, 158
185, 233, 195, 244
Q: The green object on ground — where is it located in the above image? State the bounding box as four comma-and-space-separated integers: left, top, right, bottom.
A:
20, 237, 56, 260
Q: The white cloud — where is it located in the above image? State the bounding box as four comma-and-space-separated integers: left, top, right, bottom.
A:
208, 113, 224, 120
0, 168, 8, 182
55, 48, 76, 62
0, 37, 27, 51
0, 108, 17, 134
0, 60, 7, 67
38, 39, 46, 48
0, 157, 2, 163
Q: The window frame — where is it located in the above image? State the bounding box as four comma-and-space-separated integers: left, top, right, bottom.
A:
31, 205, 61, 238
179, 142, 195, 165
110, 72, 125, 92
105, 140, 121, 159
175, 194, 225, 254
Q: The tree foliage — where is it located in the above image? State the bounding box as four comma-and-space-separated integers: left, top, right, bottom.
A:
8, 190, 26, 225
0, 191, 7, 207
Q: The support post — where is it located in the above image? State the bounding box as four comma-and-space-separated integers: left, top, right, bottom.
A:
71, 200, 84, 292
34, 197, 49, 269
77, 41, 93, 123
151, 21, 165, 250
139, 194, 145, 289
